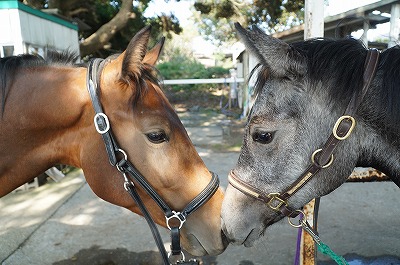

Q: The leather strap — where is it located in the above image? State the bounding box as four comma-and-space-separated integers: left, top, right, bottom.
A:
86, 58, 118, 166
345, 49, 380, 115
125, 182, 170, 263
120, 158, 220, 219
170, 227, 182, 255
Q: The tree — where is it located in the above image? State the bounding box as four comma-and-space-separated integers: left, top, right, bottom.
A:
193, 0, 304, 45
20, 0, 182, 57
157, 26, 229, 90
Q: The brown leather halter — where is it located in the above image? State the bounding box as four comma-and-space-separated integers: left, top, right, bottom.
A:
229, 49, 380, 218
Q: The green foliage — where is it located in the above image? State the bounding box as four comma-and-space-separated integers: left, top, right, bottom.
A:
193, 2, 212, 14
193, 0, 304, 44
215, 0, 235, 19
158, 54, 229, 91
91, 0, 182, 56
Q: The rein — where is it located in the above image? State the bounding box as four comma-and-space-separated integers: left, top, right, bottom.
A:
228, 48, 380, 217
86, 58, 220, 265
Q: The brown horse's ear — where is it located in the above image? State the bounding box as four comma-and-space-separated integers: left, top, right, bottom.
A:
143, 37, 165, 66
120, 25, 152, 79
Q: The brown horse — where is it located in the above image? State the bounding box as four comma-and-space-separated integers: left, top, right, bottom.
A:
0, 26, 227, 256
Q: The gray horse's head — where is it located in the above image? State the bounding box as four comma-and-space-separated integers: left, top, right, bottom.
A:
221, 23, 400, 246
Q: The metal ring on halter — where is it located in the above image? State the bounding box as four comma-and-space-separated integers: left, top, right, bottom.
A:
333, 115, 356, 140
166, 211, 186, 230
168, 250, 185, 261
124, 181, 134, 191
115, 149, 130, 185
311, 149, 334, 168
94, 113, 110, 134
116, 148, 128, 160
287, 210, 305, 228
116, 149, 128, 172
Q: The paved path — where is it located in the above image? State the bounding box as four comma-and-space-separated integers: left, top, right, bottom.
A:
1, 111, 400, 265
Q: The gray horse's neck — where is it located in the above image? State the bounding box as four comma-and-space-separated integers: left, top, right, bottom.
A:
357, 124, 400, 188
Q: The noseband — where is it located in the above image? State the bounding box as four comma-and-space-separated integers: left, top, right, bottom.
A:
229, 49, 380, 218
86, 59, 220, 265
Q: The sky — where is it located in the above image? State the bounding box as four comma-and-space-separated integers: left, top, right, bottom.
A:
144, 0, 193, 26
325, 0, 379, 15
144, 0, 391, 52
145, 0, 384, 25
144, 0, 215, 55
145, 0, 382, 23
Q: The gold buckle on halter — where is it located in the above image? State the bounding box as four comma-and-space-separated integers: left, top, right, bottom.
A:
267, 193, 288, 211
333, 115, 356, 140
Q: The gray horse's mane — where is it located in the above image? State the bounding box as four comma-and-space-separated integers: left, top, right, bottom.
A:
252, 38, 400, 135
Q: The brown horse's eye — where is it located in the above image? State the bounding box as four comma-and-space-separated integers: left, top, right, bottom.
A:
146, 131, 168, 144
252, 131, 274, 144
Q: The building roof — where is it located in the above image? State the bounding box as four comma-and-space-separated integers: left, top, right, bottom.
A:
272, 0, 399, 45
0, 0, 78, 31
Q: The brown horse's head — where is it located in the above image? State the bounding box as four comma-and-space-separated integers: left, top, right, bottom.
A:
79, 27, 227, 256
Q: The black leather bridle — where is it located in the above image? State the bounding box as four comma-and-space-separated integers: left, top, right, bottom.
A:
229, 49, 380, 218
86, 58, 220, 265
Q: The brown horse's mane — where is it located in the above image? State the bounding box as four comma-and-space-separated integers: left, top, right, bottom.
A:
0, 50, 80, 114
0, 50, 161, 116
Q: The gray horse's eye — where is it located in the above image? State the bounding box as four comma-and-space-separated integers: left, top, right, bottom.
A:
252, 131, 274, 144
146, 131, 168, 144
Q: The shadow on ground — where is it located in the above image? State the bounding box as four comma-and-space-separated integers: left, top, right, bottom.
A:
53, 246, 162, 265
52, 246, 256, 265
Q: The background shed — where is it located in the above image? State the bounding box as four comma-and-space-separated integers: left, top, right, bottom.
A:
235, 0, 400, 118
0, 0, 79, 58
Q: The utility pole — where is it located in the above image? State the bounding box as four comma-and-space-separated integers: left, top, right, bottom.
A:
301, 1, 324, 264
389, 3, 400, 48
304, 0, 324, 39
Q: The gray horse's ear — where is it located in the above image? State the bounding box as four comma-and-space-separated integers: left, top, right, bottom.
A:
234, 23, 305, 77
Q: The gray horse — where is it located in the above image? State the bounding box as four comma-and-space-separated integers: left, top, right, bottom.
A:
221, 23, 400, 246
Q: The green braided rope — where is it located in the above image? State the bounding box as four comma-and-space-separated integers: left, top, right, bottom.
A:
292, 214, 349, 265
317, 242, 349, 265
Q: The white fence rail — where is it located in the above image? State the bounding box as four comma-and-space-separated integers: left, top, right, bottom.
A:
163, 78, 245, 85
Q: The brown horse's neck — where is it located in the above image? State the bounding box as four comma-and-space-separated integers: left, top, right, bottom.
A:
0, 66, 91, 196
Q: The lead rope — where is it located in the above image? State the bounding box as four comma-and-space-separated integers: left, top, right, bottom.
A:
293, 219, 302, 265
292, 212, 349, 265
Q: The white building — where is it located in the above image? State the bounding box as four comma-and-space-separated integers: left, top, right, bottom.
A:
0, 0, 79, 58
235, 0, 400, 118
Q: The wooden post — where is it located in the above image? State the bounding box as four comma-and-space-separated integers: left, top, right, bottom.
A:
389, 3, 400, 48
300, 199, 319, 265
